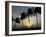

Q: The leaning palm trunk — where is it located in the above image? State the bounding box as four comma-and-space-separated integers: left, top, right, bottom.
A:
28, 16, 30, 28
36, 13, 38, 28
28, 18, 30, 28
22, 20, 23, 29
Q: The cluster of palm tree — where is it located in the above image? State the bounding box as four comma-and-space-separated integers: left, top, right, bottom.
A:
12, 7, 41, 28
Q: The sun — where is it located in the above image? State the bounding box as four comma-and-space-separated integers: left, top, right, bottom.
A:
23, 18, 33, 28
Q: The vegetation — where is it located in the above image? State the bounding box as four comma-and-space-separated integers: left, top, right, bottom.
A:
12, 7, 41, 29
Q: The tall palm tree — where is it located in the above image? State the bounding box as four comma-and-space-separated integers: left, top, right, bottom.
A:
26, 8, 33, 27
34, 7, 41, 28
20, 12, 26, 28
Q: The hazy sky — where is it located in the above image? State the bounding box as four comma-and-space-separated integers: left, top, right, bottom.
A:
12, 6, 32, 18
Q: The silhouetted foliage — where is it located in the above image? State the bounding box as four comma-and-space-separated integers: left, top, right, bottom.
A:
20, 12, 26, 20
34, 7, 41, 14
20, 12, 26, 28
12, 16, 14, 21
15, 17, 20, 23
13, 7, 41, 29
26, 9, 33, 17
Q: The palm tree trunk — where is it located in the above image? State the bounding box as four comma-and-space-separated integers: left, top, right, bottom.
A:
36, 13, 38, 28
22, 20, 23, 29
28, 16, 30, 28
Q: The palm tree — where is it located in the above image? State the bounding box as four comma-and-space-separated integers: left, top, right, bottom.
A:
26, 8, 33, 27
15, 17, 20, 23
20, 12, 26, 28
15, 17, 20, 29
34, 7, 41, 28
32, 7, 35, 16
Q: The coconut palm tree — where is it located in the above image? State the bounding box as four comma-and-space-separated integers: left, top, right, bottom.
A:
15, 17, 20, 29
26, 8, 33, 27
34, 7, 41, 28
20, 12, 26, 28
15, 17, 20, 23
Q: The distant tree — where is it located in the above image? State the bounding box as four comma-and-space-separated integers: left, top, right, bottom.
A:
15, 17, 20, 23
